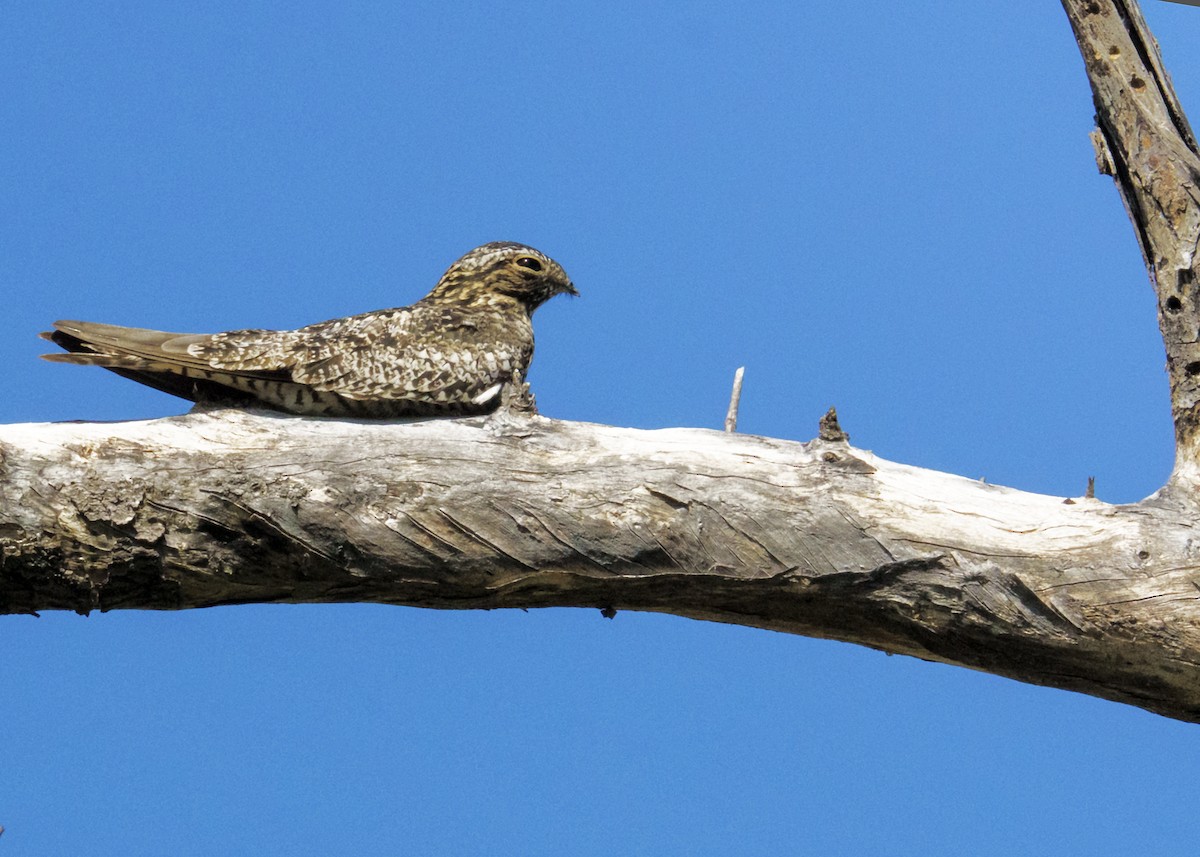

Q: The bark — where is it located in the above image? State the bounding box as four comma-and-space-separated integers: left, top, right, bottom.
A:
1064, 0, 1200, 467
3, 407, 1200, 721
3, 0, 1200, 723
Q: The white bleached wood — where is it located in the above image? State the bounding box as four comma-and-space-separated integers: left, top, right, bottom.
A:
724, 367, 744, 433
2, 408, 1199, 722
3, 0, 1200, 728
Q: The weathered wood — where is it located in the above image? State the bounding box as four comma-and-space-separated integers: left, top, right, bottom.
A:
1062, 0, 1200, 466
3, 408, 1200, 722
3, 0, 1200, 727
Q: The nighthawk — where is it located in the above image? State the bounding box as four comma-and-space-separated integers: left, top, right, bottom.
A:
41, 242, 576, 418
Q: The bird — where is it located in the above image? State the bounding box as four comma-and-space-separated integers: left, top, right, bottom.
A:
41, 241, 577, 418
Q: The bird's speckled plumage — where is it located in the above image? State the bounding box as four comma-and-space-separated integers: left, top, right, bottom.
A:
41, 242, 576, 418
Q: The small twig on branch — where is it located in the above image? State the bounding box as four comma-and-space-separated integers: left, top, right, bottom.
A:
818, 407, 849, 443
724, 366, 745, 432
1089, 128, 1114, 176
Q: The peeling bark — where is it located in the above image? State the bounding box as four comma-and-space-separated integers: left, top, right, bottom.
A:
3, 0, 1200, 725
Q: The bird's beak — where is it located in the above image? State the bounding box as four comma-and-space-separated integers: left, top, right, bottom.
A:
560, 279, 579, 297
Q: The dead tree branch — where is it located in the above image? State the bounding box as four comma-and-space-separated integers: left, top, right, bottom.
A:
1063, 0, 1200, 469
2, 408, 1200, 722
2, 0, 1200, 724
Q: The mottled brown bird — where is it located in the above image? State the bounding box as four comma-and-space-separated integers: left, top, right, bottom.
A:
41, 242, 576, 418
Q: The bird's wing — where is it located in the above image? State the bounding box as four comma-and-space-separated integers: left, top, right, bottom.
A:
192, 305, 529, 404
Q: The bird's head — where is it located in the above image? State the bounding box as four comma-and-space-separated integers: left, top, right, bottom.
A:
429, 242, 577, 311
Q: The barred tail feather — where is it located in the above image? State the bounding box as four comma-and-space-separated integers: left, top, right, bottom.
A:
40, 320, 289, 406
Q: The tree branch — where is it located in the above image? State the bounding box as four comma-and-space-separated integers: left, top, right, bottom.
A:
3, 0, 1200, 726
1062, 0, 1200, 468
3, 408, 1200, 722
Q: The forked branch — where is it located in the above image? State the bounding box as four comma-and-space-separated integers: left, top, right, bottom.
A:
2, 0, 1200, 724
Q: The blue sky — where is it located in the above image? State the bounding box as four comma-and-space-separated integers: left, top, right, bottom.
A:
3, 2, 1199, 854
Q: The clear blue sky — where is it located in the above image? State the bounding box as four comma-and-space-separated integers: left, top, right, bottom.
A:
3, 2, 1199, 854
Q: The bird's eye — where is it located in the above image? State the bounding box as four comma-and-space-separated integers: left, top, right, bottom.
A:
515, 257, 543, 272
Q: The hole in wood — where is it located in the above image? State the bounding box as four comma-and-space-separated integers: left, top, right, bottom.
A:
1167, 296, 1183, 313
1185, 361, 1200, 377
